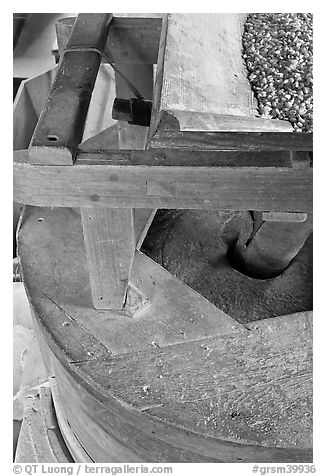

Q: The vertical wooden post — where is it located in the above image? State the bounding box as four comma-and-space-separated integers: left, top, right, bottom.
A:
81, 208, 135, 309
114, 62, 157, 250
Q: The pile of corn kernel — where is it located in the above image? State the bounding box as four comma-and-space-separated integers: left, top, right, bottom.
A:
243, 13, 313, 132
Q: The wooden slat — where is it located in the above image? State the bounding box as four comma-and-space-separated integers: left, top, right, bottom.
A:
56, 16, 162, 64
148, 14, 312, 151
149, 127, 313, 151
151, 14, 256, 122
77, 147, 293, 168
14, 157, 312, 212
50, 377, 94, 462
29, 14, 113, 165
81, 208, 135, 310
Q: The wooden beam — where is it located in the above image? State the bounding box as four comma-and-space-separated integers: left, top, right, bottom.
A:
14, 153, 312, 212
29, 14, 113, 165
77, 147, 294, 168
56, 16, 162, 65
81, 208, 135, 310
149, 124, 313, 151
148, 14, 312, 151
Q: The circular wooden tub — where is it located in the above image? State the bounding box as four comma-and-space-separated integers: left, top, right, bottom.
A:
17, 205, 312, 463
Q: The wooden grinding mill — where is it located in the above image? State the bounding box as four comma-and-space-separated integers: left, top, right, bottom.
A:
14, 14, 313, 463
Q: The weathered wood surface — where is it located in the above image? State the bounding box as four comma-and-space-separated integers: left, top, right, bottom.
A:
81, 64, 116, 142
15, 386, 73, 463
81, 208, 135, 309
29, 14, 113, 165
148, 14, 312, 151
14, 153, 312, 212
56, 16, 162, 64
17, 205, 312, 462
77, 146, 294, 168
50, 377, 94, 462
18, 206, 243, 356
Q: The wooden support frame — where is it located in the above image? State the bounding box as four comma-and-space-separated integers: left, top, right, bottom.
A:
14, 14, 313, 461
14, 12, 313, 309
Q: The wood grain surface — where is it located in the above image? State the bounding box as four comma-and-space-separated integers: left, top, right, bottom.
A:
81, 208, 135, 309
17, 205, 312, 462
148, 14, 313, 151
14, 154, 312, 212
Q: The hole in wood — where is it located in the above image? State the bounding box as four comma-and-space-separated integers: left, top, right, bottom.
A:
47, 135, 58, 142
90, 194, 101, 202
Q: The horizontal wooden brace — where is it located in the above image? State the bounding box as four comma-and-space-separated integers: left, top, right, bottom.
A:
56, 17, 162, 65
149, 130, 313, 152
76, 147, 295, 168
14, 151, 312, 212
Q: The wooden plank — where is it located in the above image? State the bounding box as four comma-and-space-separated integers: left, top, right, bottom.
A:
29, 14, 113, 165
81, 208, 135, 310
149, 127, 313, 151
148, 14, 312, 151
150, 14, 255, 125
50, 377, 94, 462
77, 147, 293, 168
14, 157, 313, 212
76, 311, 312, 452
56, 16, 162, 64
40, 330, 312, 462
